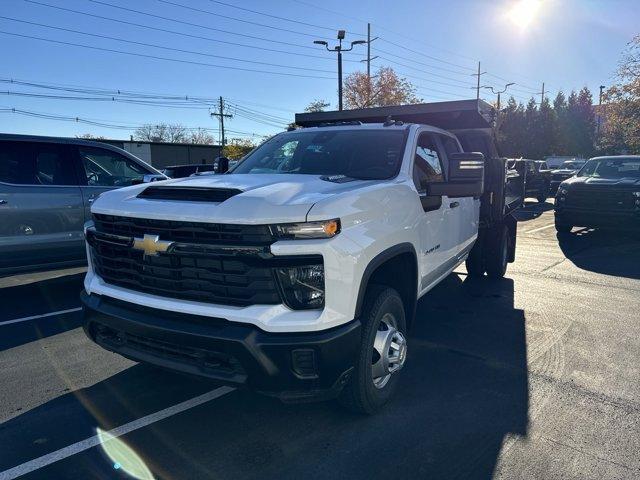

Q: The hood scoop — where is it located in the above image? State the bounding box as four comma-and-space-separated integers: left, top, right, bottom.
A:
137, 186, 242, 203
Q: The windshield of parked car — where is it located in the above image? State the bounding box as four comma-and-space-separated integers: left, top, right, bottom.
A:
562, 161, 583, 169
577, 158, 640, 179
231, 129, 406, 180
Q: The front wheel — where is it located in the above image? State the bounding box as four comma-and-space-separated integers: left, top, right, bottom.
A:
339, 285, 407, 414
537, 189, 548, 203
555, 220, 572, 233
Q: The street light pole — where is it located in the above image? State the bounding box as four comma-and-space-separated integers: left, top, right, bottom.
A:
314, 31, 366, 111
482, 83, 515, 124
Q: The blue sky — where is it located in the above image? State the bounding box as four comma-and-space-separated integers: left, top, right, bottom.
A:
0, 0, 638, 142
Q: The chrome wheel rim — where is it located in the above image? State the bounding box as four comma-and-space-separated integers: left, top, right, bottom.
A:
371, 313, 407, 389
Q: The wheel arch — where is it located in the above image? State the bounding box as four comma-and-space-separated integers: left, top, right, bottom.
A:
354, 243, 419, 330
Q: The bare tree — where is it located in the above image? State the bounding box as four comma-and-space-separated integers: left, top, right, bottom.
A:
344, 67, 421, 109
189, 128, 215, 145
134, 123, 187, 143
304, 99, 331, 112
77, 133, 107, 140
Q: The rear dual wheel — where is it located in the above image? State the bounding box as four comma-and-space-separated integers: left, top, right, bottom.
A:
465, 225, 509, 279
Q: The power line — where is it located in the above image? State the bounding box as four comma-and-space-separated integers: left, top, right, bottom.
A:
153, 0, 331, 39
0, 76, 300, 115
1, 90, 213, 109
25, 0, 325, 53
23, 0, 361, 64
0, 106, 275, 137
0, 31, 334, 79
374, 56, 474, 88
369, 61, 475, 97
0, 16, 334, 74
204, 0, 364, 36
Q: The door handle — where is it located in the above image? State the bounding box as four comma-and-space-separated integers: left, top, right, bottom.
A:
0, 199, 7, 205
449, 201, 460, 208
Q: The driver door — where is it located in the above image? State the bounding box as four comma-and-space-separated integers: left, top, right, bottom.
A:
412, 131, 451, 292
74, 145, 150, 221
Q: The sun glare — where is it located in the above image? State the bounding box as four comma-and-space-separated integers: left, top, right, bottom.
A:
507, 0, 542, 29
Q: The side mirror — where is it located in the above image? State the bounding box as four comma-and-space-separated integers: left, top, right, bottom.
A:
142, 174, 166, 183
215, 156, 230, 174
424, 152, 485, 198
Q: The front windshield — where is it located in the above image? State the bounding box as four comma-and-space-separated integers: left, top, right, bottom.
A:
577, 158, 640, 179
231, 129, 406, 179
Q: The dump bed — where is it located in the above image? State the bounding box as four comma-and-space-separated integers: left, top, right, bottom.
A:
295, 99, 496, 130
295, 100, 524, 226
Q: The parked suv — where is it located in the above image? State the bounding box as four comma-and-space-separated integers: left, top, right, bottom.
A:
162, 164, 216, 178
550, 160, 586, 194
0, 134, 164, 275
555, 155, 640, 232
511, 159, 551, 202
81, 100, 523, 413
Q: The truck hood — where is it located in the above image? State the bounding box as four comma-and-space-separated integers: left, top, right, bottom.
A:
91, 174, 374, 224
564, 176, 640, 188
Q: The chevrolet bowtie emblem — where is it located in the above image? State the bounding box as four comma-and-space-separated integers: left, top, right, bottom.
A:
132, 234, 173, 257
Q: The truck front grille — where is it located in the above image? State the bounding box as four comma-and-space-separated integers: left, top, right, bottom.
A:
565, 189, 635, 211
93, 214, 276, 245
89, 215, 284, 306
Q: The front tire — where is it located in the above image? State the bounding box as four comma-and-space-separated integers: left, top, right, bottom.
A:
537, 188, 548, 203
555, 220, 572, 233
339, 285, 407, 414
465, 242, 485, 277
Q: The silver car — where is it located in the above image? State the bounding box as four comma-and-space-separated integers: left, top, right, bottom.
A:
0, 134, 164, 275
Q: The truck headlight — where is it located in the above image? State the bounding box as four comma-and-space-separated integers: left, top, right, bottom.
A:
274, 219, 340, 240
276, 264, 325, 309
83, 220, 95, 236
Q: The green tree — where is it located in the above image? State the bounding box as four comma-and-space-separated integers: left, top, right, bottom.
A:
497, 96, 525, 157
222, 138, 256, 160
552, 91, 569, 155
523, 98, 538, 157
535, 97, 557, 159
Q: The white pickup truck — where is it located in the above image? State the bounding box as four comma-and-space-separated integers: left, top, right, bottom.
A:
81, 100, 523, 413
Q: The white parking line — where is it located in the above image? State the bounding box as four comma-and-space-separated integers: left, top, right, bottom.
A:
525, 223, 557, 234
0, 307, 83, 326
0, 386, 235, 480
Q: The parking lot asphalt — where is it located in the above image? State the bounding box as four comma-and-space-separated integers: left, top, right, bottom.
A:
1, 200, 639, 480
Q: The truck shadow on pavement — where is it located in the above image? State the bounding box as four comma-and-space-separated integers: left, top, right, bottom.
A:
0, 273, 529, 480
557, 229, 640, 280
0, 273, 85, 351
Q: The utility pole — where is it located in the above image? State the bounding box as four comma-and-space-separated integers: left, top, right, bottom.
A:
540, 82, 545, 104
314, 31, 366, 110
597, 84, 605, 136
357, 23, 379, 106
211, 96, 232, 150
472, 62, 486, 100
365, 23, 379, 83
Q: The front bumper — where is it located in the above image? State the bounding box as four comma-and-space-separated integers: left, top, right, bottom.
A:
555, 207, 640, 230
81, 291, 360, 401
